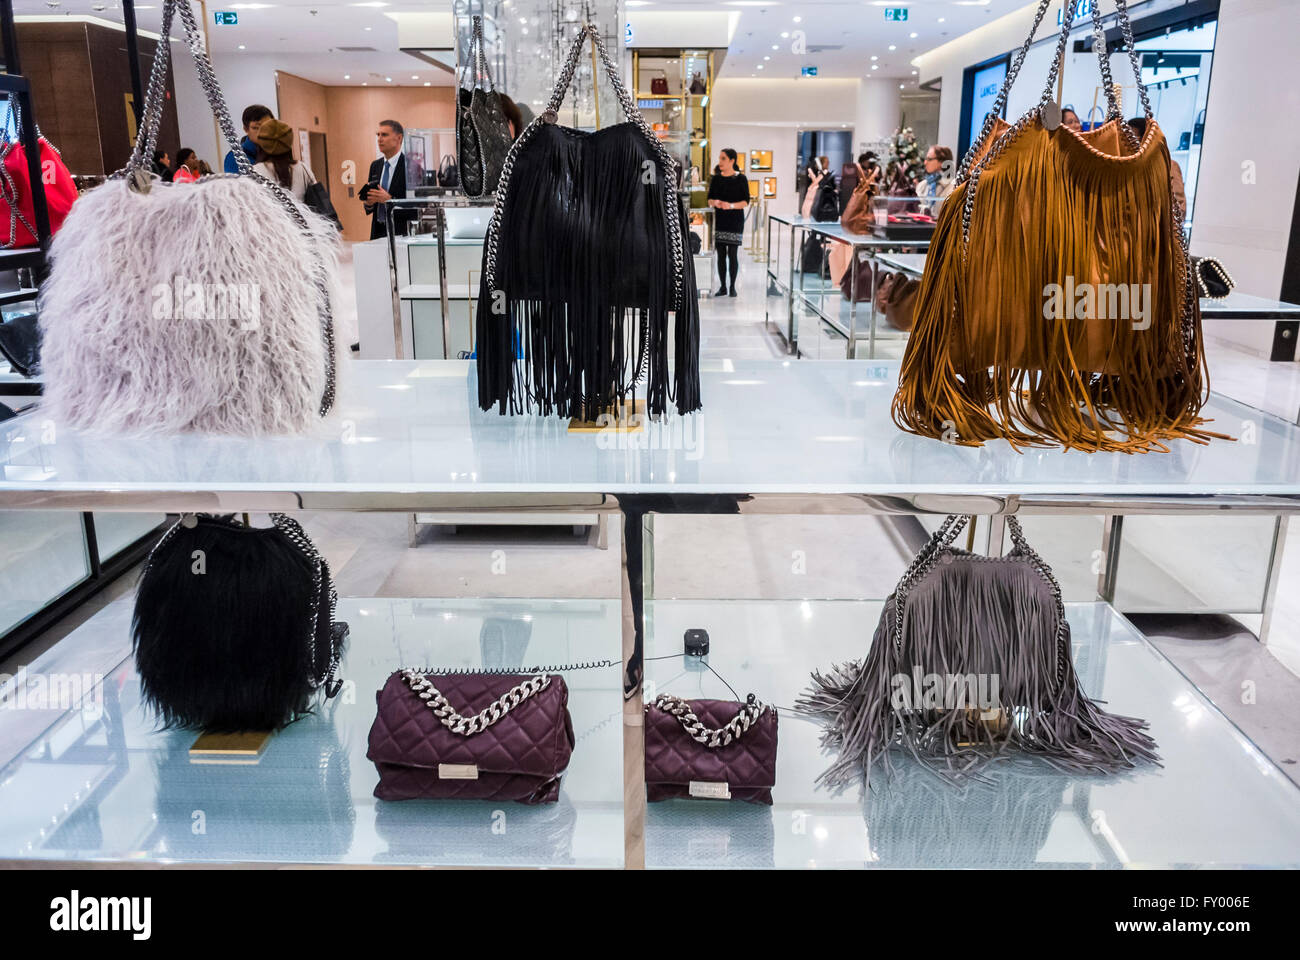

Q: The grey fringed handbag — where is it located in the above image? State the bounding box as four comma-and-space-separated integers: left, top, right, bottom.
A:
798, 515, 1159, 788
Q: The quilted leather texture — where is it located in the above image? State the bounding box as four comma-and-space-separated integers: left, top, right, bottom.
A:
368, 672, 574, 804
645, 699, 778, 806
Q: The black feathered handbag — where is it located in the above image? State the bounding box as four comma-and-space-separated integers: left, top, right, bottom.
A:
132, 513, 347, 732
476, 21, 700, 420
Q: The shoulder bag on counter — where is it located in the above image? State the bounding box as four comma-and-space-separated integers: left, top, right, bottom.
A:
892, 0, 1219, 453
476, 22, 700, 420
645, 693, 778, 804
797, 515, 1158, 789
0, 99, 76, 249
457, 15, 513, 198
132, 513, 348, 732
368, 670, 575, 804
37, 0, 339, 436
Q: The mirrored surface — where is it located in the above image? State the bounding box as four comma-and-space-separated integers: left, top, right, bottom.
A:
2, 360, 1299, 497
644, 600, 1300, 868
0, 599, 623, 867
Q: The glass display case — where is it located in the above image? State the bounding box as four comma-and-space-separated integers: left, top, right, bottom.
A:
870, 194, 946, 241
632, 48, 715, 188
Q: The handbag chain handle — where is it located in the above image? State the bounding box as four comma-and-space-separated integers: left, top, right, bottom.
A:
890, 515, 1069, 696
0, 97, 56, 249
142, 513, 343, 697
459, 15, 497, 93
650, 693, 769, 749
112, 0, 337, 417
484, 20, 685, 311
401, 669, 551, 736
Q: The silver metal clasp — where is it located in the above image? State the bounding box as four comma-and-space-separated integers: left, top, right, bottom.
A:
128, 167, 153, 195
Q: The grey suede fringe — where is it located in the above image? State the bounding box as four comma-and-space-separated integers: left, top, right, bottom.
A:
797, 547, 1160, 791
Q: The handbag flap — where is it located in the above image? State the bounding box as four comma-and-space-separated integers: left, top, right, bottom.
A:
368, 671, 574, 778
645, 699, 777, 790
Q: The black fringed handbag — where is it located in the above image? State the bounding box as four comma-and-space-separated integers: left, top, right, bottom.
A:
132, 514, 347, 732
798, 515, 1159, 788
475, 21, 701, 420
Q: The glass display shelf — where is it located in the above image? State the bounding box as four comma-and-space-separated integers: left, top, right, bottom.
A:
0, 598, 624, 868
6, 597, 1297, 868
644, 600, 1300, 869
3, 360, 1300, 502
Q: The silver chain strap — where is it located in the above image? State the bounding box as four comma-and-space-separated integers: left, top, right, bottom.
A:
483, 21, 685, 310
0, 96, 59, 249
401, 670, 551, 736
650, 694, 768, 749
890, 516, 1068, 696
110, 0, 336, 416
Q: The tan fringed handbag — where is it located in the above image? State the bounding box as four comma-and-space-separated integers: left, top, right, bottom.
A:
893, 0, 1222, 453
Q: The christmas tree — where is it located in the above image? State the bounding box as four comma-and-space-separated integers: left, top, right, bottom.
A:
885, 118, 924, 194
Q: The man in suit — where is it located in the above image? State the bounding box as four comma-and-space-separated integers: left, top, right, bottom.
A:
360, 119, 412, 240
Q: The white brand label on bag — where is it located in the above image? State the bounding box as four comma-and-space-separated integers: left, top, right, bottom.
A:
438, 763, 479, 780
689, 780, 731, 800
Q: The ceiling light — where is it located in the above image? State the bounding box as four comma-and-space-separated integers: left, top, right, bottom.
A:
411, 75, 419, 79
757, 64, 764, 69
909, 32, 918, 39
344, 74, 351, 79
871, 64, 878, 70
385, 76, 392, 82
519, 16, 527, 22
350, 1, 388, 6
793, 16, 802, 23
780, 31, 789, 38
361, 82, 368, 86
870, 55, 877, 61
423, 82, 431, 87
938, 17, 945, 23
364, 26, 372, 31
911, 70, 918, 75
888, 44, 896, 51
771, 45, 778, 50
899, 84, 904, 89
764, 55, 770, 60
238, 44, 245, 49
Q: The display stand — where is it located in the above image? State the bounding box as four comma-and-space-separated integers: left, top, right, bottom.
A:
3, 360, 1300, 867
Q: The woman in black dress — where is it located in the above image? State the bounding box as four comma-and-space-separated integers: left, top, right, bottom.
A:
707, 148, 749, 297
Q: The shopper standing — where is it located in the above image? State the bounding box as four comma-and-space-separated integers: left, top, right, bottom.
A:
171, 148, 201, 184
915, 145, 954, 201
225, 104, 272, 174
253, 118, 316, 202
707, 147, 749, 297
361, 119, 411, 240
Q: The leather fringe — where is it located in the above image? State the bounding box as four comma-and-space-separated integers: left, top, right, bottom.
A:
893, 120, 1224, 453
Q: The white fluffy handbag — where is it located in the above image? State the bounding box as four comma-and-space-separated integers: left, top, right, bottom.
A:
38, 0, 339, 436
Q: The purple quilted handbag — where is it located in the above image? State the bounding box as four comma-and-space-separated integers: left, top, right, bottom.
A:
367, 670, 575, 804
645, 694, 778, 805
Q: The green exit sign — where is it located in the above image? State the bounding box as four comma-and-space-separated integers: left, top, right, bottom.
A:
214, 11, 238, 25
884, 7, 908, 21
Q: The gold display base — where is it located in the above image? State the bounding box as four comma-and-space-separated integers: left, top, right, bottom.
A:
567, 398, 646, 433
188, 730, 273, 765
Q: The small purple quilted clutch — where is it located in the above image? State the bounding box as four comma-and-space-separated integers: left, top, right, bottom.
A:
645, 695, 778, 805
367, 670, 575, 804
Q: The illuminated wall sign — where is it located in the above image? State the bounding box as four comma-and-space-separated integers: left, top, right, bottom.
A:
214, 11, 237, 25
884, 7, 909, 22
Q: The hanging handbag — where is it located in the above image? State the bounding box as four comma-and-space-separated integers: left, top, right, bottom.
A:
811, 172, 839, 222
688, 72, 706, 95
458, 15, 513, 198
1191, 256, 1233, 300
0, 100, 77, 248
476, 22, 700, 420
893, 0, 1216, 453
797, 514, 1159, 789
0, 312, 39, 377
650, 70, 670, 96
437, 153, 460, 188
645, 694, 778, 804
367, 670, 575, 804
132, 513, 348, 732
302, 164, 342, 230
37, 0, 338, 436
840, 174, 875, 234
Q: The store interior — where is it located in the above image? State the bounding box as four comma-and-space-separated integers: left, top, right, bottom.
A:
0, 0, 1298, 870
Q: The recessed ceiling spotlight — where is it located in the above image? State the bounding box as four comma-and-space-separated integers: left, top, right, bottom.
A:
792, 16, 801, 23
771, 44, 778, 50
238, 44, 246, 50
764, 55, 770, 61
757, 64, 764, 69
385, 76, 392, 82
411, 74, 418, 79
911, 69, 918, 75
344, 74, 351, 79
870, 55, 877, 61
780, 31, 789, 38
871, 64, 878, 70
938, 17, 945, 23
423, 82, 431, 87
909, 32, 918, 39
888, 44, 896, 51
899, 84, 904, 89
364, 26, 372, 31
